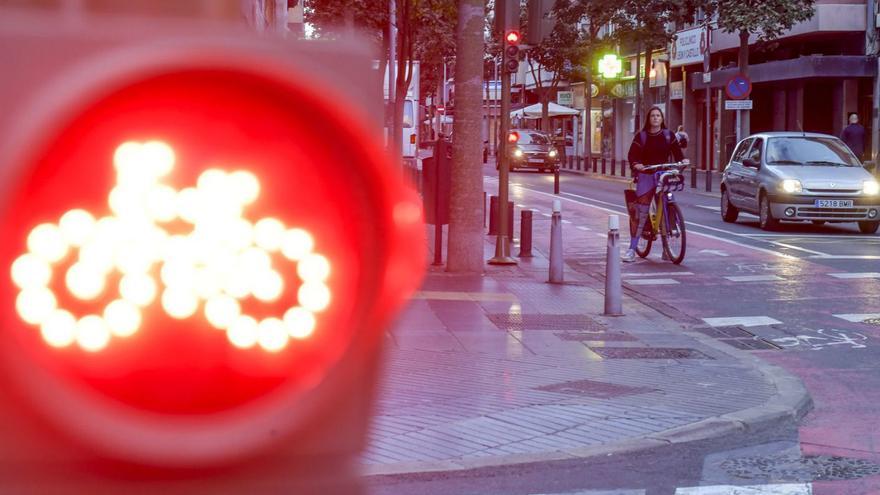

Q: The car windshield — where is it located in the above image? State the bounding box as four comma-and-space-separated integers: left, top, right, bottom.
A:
766, 137, 860, 166
519, 132, 550, 145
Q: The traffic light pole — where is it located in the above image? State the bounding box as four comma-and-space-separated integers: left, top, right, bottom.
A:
489, 49, 517, 265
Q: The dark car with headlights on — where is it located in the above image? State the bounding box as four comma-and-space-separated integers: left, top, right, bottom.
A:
507, 129, 560, 173
720, 132, 880, 233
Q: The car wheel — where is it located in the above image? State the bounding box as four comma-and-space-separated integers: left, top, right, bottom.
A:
759, 193, 779, 231
720, 189, 739, 223
858, 220, 879, 234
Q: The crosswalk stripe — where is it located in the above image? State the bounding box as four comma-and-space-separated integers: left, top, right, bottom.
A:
703, 316, 783, 327
625, 278, 680, 285
724, 275, 784, 282
623, 271, 694, 277
675, 483, 812, 494
833, 313, 880, 322
828, 272, 880, 279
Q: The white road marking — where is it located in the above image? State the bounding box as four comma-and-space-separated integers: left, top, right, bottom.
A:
542, 213, 552, 217
809, 255, 880, 260
828, 272, 880, 279
768, 241, 829, 257
696, 205, 721, 211
529, 490, 645, 495
623, 272, 694, 277
626, 278, 680, 285
699, 249, 730, 257
675, 483, 812, 494
702, 316, 783, 327
724, 275, 785, 282
562, 220, 572, 224
576, 226, 592, 231
833, 313, 880, 322
555, 191, 799, 259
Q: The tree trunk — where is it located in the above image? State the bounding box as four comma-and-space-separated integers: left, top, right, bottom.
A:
446, 0, 485, 273
634, 43, 641, 130
584, 40, 593, 163
738, 29, 750, 137
541, 87, 550, 132
642, 45, 652, 116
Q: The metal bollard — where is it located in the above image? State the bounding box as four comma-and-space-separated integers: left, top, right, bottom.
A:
518, 210, 533, 257
554, 167, 560, 195
621, 160, 627, 178
483, 191, 487, 227
601, 157, 607, 175
705, 166, 713, 192
548, 200, 564, 283
604, 215, 623, 316
691, 164, 697, 188
592, 156, 598, 173
611, 159, 616, 176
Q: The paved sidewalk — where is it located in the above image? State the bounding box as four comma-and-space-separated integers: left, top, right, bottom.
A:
360, 179, 810, 476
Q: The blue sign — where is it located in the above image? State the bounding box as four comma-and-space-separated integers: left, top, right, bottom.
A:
725, 74, 752, 100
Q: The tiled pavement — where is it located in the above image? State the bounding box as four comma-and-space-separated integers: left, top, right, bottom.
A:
360, 177, 811, 476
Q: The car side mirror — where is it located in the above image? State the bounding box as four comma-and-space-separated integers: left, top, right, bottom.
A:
863, 160, 877, 174
743, 158, 760, 169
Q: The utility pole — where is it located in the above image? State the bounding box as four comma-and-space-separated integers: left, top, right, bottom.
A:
869, 0, 879, 165
388, 0, 398, 158
703, 21, 713, 192
489, 0, 519, 265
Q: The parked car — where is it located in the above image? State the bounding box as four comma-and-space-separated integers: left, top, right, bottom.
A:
720, 132, 880, 233
506, 129, 560, 173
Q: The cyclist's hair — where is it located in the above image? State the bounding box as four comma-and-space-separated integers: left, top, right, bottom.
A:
641, 106, 668, 132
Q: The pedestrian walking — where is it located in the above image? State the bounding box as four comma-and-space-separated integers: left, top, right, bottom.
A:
841, 113, 866, 161
623, 107, 689, 262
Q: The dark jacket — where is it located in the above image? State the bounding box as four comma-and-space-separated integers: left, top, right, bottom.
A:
841, 123, 866, 158
627, 129, 685, 174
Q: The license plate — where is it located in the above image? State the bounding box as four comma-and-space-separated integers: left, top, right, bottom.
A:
814, 199, 853, 208
528, 158, 544, 163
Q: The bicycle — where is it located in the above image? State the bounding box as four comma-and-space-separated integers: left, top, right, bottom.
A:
626, 162, 687, 264
12, 140, 331, 354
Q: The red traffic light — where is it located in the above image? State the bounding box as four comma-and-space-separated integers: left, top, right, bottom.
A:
508, 131, 520, 143
505, 30, 520, 44
0, 12, 426, 473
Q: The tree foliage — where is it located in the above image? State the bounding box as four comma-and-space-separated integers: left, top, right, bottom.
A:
711, 0, 815, 41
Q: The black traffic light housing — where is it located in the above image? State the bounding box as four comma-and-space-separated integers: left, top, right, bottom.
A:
504, 30, 521, 73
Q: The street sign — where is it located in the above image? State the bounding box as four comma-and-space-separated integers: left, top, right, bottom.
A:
702, 72, 711, 84
725, 99, 753, 110
556, 91, 573, 106
725, 74, 752, 100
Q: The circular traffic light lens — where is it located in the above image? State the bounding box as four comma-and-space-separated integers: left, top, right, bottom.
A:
0, 64, 421, 465
505, 30, 520, 44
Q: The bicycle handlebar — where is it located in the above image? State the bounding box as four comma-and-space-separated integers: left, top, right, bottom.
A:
639, 162, 688, 172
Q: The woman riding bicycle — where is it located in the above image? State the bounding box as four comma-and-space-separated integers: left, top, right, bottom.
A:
623, 106, 689, 262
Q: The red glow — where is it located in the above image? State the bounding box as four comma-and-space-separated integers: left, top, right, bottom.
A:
508, 131, 520, 143
505, 31, 520, 44
0, 70, 390, 415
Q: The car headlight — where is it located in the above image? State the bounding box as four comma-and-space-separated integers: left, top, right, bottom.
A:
780, 179, 802, 193
863, 180, 879, 195
513, 148, 523, 158
548, 149, 557, 158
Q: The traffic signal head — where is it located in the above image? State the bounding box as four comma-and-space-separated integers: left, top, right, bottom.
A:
0, 7, 425, 490
508, 131, 520, 143
504, 31, 521, 73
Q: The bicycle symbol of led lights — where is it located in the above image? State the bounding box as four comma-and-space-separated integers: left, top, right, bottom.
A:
11, 140, 331, 353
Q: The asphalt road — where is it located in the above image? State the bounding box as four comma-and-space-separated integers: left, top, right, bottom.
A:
366, 165, 880, 494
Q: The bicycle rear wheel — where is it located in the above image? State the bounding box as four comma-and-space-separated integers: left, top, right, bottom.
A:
629, 208, 652, 258
661, 202, 686, 264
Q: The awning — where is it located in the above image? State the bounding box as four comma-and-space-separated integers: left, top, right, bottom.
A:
510, 102, 580, 119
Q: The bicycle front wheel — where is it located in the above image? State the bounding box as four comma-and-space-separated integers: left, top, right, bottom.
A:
661, 203, 686, 264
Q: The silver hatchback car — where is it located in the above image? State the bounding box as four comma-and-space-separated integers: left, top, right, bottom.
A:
720, 132, 880, 233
